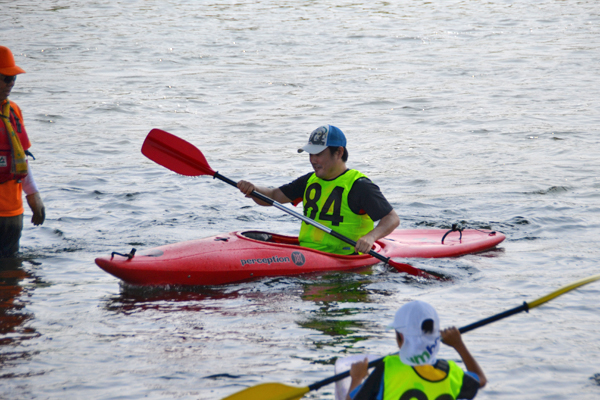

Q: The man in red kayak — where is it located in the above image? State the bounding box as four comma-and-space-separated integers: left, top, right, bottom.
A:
0, 46, 45, 257
237, 125, 399, 255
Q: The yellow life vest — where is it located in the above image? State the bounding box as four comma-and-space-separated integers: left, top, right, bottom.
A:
382, 355, 465, 400
299, 169, 374, 255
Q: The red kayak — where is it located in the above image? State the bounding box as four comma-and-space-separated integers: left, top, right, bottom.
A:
95, 229, 505, 286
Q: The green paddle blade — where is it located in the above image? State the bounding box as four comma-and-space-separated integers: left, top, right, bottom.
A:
222, 382, 309, 400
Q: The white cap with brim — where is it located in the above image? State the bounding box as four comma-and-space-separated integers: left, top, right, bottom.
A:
387, 300, 441, 366
298, 125, 347, 154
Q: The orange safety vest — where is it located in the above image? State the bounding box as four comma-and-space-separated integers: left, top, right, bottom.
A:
0, 100, 31, 217
0, 100, 30, 183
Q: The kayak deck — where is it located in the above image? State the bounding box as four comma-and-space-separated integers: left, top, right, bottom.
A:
383, 228, 504, 258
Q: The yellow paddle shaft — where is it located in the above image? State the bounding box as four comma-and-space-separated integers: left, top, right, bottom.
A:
528, 273, 600, 309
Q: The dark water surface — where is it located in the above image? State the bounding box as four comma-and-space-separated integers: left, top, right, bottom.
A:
2, 1, 599, 399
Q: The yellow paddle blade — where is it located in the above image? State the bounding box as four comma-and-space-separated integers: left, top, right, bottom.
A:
528, 273, 600, 309
222, 382, 310, 400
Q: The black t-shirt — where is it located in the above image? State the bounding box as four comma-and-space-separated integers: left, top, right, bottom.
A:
278, 170, 393, 222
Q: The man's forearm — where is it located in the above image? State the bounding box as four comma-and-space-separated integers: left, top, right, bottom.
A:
371, 209, 400, 240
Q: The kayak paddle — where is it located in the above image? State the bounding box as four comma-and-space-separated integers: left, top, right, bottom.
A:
141, 128, 442, 280
221, 273, 600, 400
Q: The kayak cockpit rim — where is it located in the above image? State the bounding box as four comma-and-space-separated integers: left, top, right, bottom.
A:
237, 230, 385, 256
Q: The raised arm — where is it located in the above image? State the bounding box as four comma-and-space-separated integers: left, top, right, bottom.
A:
441, 326, 487, 388
345, 357, 370, 400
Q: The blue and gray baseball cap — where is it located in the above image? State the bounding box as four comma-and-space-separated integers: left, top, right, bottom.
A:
298, 125, 347, 154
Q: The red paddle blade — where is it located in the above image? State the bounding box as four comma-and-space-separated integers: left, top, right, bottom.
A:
142, 129, 215, 177
388, 259, 446, 281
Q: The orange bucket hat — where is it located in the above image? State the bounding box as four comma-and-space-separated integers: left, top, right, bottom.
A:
0, 46, 26, 76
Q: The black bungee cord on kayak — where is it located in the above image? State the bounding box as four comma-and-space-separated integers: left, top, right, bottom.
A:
111, 248, 136, 260
441, 224, 463, 244
441, 223, 498, 244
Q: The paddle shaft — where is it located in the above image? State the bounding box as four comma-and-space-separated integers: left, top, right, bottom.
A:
458, 302, 528, 334
214, 171, 398, 267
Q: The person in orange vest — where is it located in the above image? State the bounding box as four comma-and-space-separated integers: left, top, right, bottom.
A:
0, 46, 45, 257
346, 301, 487, 400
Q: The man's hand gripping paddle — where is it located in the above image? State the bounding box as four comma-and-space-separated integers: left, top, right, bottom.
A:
141, 129, 441, 280
220, 273, 600, 400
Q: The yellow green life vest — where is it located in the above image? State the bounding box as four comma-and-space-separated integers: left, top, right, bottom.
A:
382, 355, 465, 400
299, 169, 374, 255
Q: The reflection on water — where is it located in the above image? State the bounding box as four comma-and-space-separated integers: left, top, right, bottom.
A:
103, 283, 247, 315
299, 273, 377, 356
105, 272, 380, 350
0, 258, 41, 377
104, 267, 382, 314
301, 271, 372, 304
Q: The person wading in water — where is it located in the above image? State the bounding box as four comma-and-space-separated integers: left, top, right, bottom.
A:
0, 46, 45, 257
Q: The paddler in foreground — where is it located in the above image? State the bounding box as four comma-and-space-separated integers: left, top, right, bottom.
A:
237, 125, 399, 255
345, 301, 486, 400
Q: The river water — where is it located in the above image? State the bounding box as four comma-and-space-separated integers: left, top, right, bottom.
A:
1, 0, 599, 399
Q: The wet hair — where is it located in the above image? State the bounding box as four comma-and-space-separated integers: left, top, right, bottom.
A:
328, 146, 348, 162
396, 330, 403, 343
395, 319, 434, 342
421, 319, 434, 334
